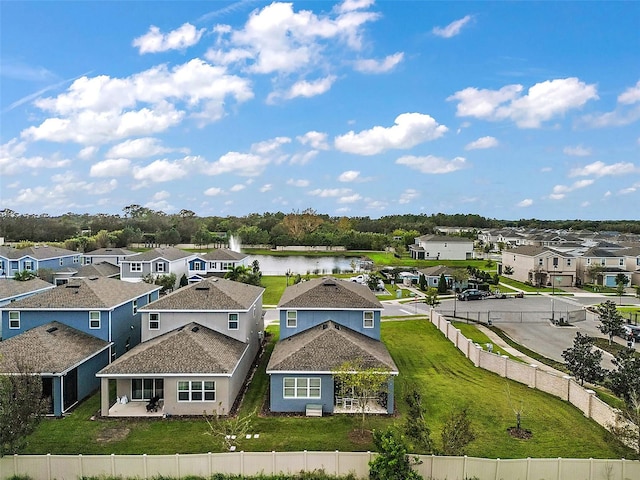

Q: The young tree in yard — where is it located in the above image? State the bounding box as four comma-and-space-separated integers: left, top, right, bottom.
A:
418, 274, 427, 291
610, 391, 640, 455
368, 429, 422, 480
451, 267, 468, 293
0, 359, 49, 456
561, 332, 605, 386
403, 387, 434, 453
440, 407, 476, 455
332, 359, 391, 432
596, 300, 625, 345
423, 287, 440, 308
609, 348, 640, 404
615, 273, 629, 304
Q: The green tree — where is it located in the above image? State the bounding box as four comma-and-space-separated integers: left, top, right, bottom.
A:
615, 273, 629, 304
418, 274, 427, 291
561, 332, 605, 386
587, 264, 605, 285
437, 274, 448, 294
155, 273, 177, 292
13, 270, 36, 281
609, 348, 640, 403
423, 287, 440, 308
403, 387, 434, 453
333, 359, 391, 432
0, 359, 49, 456
440, 407, 476, 455
451, 267, 468, 293
179, 274, 189, 288
596, 300, 625, 345
610, 391, 640, 455
368, 429, 422, 480
503, 265, 514, 275
224, 264, 261, 286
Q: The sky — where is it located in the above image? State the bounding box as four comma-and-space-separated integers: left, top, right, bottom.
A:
1, 1, 639, 221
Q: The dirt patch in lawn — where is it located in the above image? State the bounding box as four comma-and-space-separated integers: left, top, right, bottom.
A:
507, 427, 533, 440
348, 429, 374, 445
96, 425, 131, 443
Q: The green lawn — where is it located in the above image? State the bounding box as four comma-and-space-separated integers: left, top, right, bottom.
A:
21, 320, 632, 459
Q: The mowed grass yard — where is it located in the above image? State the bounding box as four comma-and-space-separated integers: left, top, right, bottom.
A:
21, 320, 632, 459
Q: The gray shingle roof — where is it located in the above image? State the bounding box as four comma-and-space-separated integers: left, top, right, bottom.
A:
582, 247, 622, 258
141, 276, 263, 311
0, 245, 77, 260
278, 277, 382, 310
97, 322, 247, 375
84, 248, 137, 256
6, 277, 160, 309
508, 245, 550, 256
201, 249, 248, 261
415, 235, 472, 243
0, 278, 55, 302
72, 262, 120, 278
124, 247, 193, 262
418, 265, 455, 276
0, 322, 109, 374
266, 321, 398, 373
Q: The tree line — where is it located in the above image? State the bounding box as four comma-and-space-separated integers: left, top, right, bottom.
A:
2, 207, 640, 251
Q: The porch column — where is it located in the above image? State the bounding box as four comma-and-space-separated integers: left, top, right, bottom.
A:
100, 377, 110, 417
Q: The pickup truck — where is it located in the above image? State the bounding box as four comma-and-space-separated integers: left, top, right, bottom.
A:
349, 274, 369, 284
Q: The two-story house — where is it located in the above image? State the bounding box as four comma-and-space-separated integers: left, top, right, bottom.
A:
409, 235, 474, 261
97, 276, 264, 417
502, 246, 578, 287
0, 245, 81, 279
119, 247, 197, 287
82, 247, 140, 266
266, 277, 398, 415
0, 277, 55, 339
0, 277, 160, 415
621, 246, 640, 287
576, 247, 631, 287
187, 248, 249, 282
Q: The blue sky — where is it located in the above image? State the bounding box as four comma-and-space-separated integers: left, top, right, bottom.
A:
1, 1, 639, 220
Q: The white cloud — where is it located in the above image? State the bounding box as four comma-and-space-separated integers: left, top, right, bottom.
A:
78, 146, 99, 159
251, 137, 291, 155
107, 137, 186, 158
269, 76, 337, 103
618, 80, 640, 105
308, 188, 351, 197
133, 158, 191, 183
297, 131, 329, 150
0, 138, 71, 175
568, 161, 638, 177
334, 112, 448, 155
549, 179, 594, 200
289, 150, 319, 165
89, 158, 132, 177
338, 170, 360, 182
432, 15, 472, 38
465, 136, 498, 150
133, 23, 206, 54
563, 145, 591, 157
395, 155, 467, 174
260, 184, 272, 192
517, 198, 533, 207
399, 189, 419, 204
338, 193, 362, 204
205, 152, 269, 176
448, 78, 598, 128
23, 59, 253, 144
204, 187, 224, 196
287, 178, 310, 187
152, 190, 170, 201
354, 52, 404, 73
230, 184, 246, 192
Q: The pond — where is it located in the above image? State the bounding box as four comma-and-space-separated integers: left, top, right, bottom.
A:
245, 254, 363, 276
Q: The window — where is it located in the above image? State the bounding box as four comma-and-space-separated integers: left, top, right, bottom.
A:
9, 311, 20, 329
148, 294, 152, 303
133, 299, 138, 315
566, 258, 572, 266
538, 258, 543, 266
552, 257, 558, 267
587, 258, 591, 265
286, 310, 297, 328
209, 262, 217, 269
228, 313, 239, 330
24, 260, 33, 271
283, 377, 321, 399
156, 262, 165, 273
619, 258, 624, 266
131, 378, 164, 401
177, 380, 215, 401
73, 256, 79, 264
131, 262, 142, 272
89, 311, 101, 329
601, 258, 606, 266
193, 262, 202, 271
59, 258, 63, 266
363, 311, 374, 328
149, 313, 160, 330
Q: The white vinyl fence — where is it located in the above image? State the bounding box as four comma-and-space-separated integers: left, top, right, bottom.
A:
1, 452, 640, 480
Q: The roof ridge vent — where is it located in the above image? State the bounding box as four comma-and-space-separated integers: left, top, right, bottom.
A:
191, 326, 200, 332
46, 326, 58, 333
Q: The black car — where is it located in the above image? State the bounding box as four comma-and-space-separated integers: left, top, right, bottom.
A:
458, 289, 484, 301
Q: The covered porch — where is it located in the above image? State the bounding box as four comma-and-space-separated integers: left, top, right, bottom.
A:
105, 399, 164, 417
334, 395, 387, 414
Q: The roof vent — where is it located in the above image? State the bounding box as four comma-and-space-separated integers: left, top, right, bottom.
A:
191, 326, 200, 333
66, 284, 80, 289
195, 286, 210, 291
89, 277, 99, 281
322, 324, 328, 329
46, 326, 58, 333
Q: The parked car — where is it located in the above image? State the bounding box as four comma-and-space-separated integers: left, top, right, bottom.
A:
458, 289, 484, 301
622, 325, 640, 341
493, 290, 507, 299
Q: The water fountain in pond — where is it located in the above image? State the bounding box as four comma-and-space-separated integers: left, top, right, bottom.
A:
228, 234, 242, 252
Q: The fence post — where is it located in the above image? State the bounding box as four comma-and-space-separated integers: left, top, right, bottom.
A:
563, 376, 572, 401
526, 457, 531, 480
502, 355, 509, 377
272, 451, 276, 475
585, 389, 595, 418
557, 457, 562, 480
463, 455, 467, 478
495, 458, 500, 480
335, 450, 339, 476
78, 454, 83, 479
111, 453, 115, 478
175, 453, 180, 479
47, 453, 51, 480
143, 454, 147, 479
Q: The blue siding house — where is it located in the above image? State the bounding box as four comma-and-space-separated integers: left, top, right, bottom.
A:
0, 322, 110, 416
266, 277, 398, 415
0, 245, 81, 280
187, 248, 249, 282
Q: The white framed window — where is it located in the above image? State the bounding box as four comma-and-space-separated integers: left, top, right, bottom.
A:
283, 377, 321, 399
193, 262, 202, 271
601, 258, 606, 266
131, 262, 142, 272
538, 258, 543, 266
24, 260, 33, 271
619, 258, 624, 266
73, 256, 79, 264
149, 313, 160, 330
177, 380, 215, 402
131, 378, 164, 401
89, 311, 101, 329
209, 262, 217, 270
286, 310, 297, 328
156, 262, 165, 273
148, 294, 152, 303
133, 299, 138, 315
587, 258, 591, 265
566, 258, 572, 266
9, 311, 20, 329
363, 311, 374, 328
59, 258, 63, 266
228, 313, 239, 330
